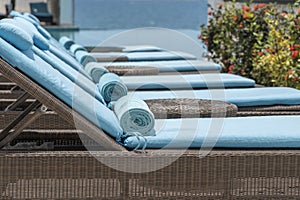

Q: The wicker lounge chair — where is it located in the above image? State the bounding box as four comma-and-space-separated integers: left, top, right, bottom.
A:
59, 36, 221, 75
1, 50, 300, 199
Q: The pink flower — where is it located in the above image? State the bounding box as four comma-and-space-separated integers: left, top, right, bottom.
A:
292, 50, 299, 59
228, 65, 234, 73
242, 6, 250, 12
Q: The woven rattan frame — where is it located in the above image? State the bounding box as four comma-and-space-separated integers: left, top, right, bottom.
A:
106, 65, 159, 76
0, 58, 300, 199
0, 150, 300, 199
145, 98, 238, 118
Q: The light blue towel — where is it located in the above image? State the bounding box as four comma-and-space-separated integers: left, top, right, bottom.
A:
36, 25, 51, 40
124, 116, 300, 149
59, 36, 75, 50
34, 46, 106, 105
114, 96, 155, 136
75, 50, 97, 66
98, 73, 128, 102
70, 44, 87, 55
130, 87, 300, 107
121, 45, 162, 52
85, 62, 109, 83
121, 73, 255, 90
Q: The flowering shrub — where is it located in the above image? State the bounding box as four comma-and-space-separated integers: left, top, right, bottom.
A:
200, 0, 300, 89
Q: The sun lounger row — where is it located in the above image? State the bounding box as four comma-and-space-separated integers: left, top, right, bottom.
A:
0, 11, 300, 199
1, 16, 300, 150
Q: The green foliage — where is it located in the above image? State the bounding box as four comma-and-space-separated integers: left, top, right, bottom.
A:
200, 0, 300, 89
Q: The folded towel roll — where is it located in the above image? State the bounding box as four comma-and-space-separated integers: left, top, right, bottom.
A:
59, 36, 75, 50
98, 73, 128, 102
114, 96, 155, 136
85, 62, 109, 82
75, 50, 97, 66
70, 44, 87, 55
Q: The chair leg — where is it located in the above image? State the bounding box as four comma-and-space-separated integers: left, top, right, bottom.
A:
0, 101, 47, 149
5, 91, 31, 111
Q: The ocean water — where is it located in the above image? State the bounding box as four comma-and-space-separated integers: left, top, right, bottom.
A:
74, 0, 208, 30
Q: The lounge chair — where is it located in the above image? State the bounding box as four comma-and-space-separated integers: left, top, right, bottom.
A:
61, 36, 222, 74
29, 2, 53, 24
1, 21, 300, 199
59, 36, 198, 62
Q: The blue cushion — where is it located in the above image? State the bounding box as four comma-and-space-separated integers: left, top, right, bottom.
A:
33, 46, 106, 105
127, 51, 197, 61
0, 36, 122, 139
121, 73, 255, 90
0, 22, 33, 51
124, 116, 300, 149
49, 45, 92, 79
91, 51, 197, 62
36, 25, 51, 40
3, 18, 49, 50
59, 36, 75, 50
122, 45, 163, 52
84, 60, 221, 73
131, 87, 300, 107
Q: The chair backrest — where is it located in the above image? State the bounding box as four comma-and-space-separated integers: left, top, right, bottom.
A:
30, 2, 49, 14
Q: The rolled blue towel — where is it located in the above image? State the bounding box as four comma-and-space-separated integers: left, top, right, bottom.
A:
70, 44, 87, 55
59, 36, 75, 50
98, 73, 128, 102
85, 62, 109, 83
75, 50, 97, 66
114, 95, 155, 136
